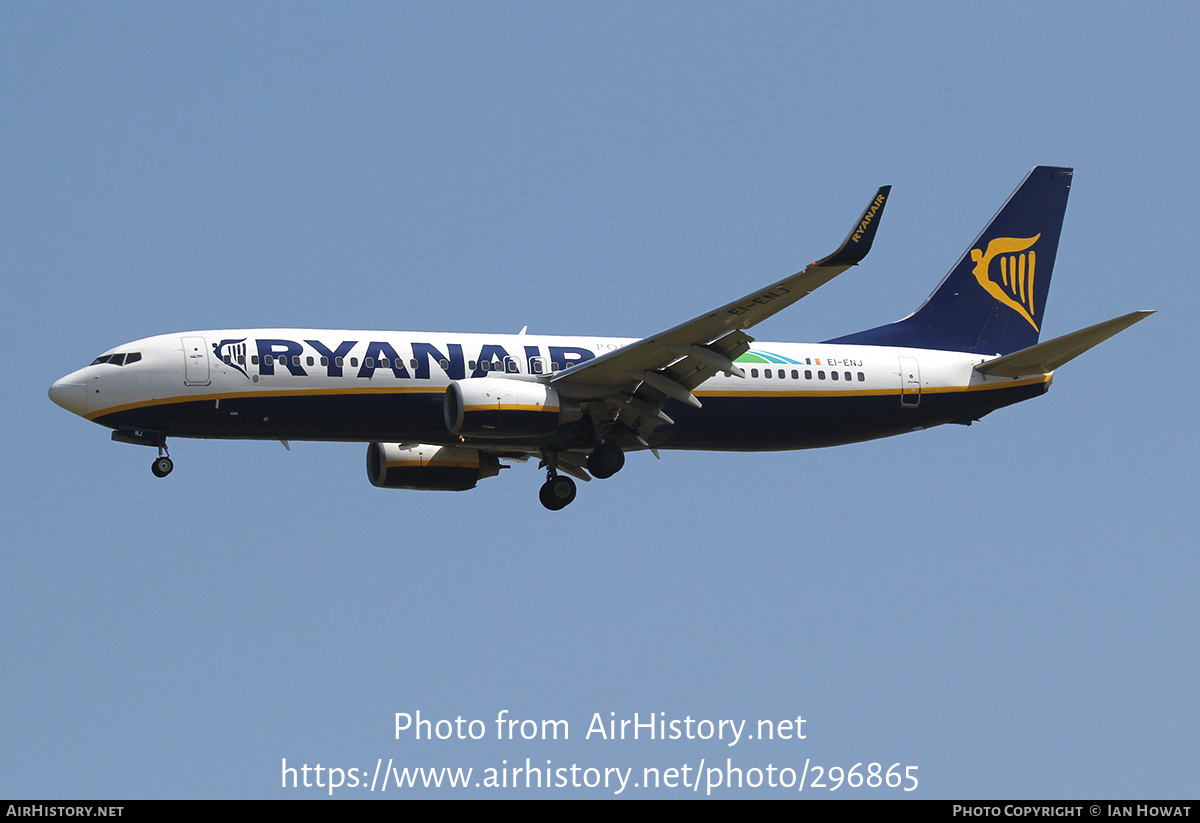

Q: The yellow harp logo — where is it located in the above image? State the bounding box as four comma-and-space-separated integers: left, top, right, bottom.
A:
970, 234, 1041, 331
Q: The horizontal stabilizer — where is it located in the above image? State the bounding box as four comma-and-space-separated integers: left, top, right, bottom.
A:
974, 310, 1153, 377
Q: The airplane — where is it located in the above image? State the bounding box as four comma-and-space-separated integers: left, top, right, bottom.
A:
49, 166, 1151, 510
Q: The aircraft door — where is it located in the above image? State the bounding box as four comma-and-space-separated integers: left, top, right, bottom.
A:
898, 356, 921, 407
182, 336, 211, 386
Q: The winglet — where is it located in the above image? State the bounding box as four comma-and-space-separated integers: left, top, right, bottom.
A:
813, 185, 891, 268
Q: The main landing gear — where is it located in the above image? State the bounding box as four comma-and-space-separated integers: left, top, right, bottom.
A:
537, 442, 625, 510
539, 471, 576, 511
586, 441, 625, 479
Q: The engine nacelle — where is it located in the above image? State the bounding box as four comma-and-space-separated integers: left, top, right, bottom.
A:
366, 443, 500, 491
444, 378, 578, 438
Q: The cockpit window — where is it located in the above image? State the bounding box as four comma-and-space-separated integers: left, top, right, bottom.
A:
90, 352, 141, 366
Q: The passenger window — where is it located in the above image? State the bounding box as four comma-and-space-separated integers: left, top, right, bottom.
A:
831, 371, 839, 381
552, 362, 561, 371
292, 356, 300, 367
224, 355, 232, 365
751, 369, 759, 378
481, 360, 490, 371
791, 370, 798, 379
350, 357, 358, 367
805, 370, 812, 380
320, 357, 328, 366
818, 370, 825, 380
307, 356, 314, 367
858, 372, 865, 381
365, 357, 374, 368
264, 355, 273, 366
335, 357, 343, 367
844, 371, 851, 381
251, 355, 259, 365
469, 360, 477, 370
380, 357, 390, 367
410, 359, 418, 369
439, 358, 449, 369
764, 368, 772, 378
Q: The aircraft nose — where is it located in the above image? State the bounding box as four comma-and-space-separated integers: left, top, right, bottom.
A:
48, 373, 87, 416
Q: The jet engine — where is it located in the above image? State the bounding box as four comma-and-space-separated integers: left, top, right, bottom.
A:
366, 443, 500, 491
444, 378, 579, 438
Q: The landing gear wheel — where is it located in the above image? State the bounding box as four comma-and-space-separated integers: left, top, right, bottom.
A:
539, 475, 577, 510
151, 456, 174, 478
587, 442, 625, 479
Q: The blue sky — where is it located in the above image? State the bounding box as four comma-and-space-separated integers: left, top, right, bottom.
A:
3, 2, 1196, 798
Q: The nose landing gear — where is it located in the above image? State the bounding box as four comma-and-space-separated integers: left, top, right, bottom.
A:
111, 426, 174, 478
151, 451, 174, 478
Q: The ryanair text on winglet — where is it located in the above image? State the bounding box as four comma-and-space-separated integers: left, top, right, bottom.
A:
851, 192, 887, 243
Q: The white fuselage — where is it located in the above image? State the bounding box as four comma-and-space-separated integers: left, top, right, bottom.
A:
49, 329, 1050, 452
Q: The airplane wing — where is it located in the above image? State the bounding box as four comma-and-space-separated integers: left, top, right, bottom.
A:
550, 185, 890, 440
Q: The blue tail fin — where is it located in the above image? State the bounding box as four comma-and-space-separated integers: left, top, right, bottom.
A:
827, 166, 1073, 355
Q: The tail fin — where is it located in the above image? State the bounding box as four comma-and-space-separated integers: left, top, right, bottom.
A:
828, 166, 1073, 355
